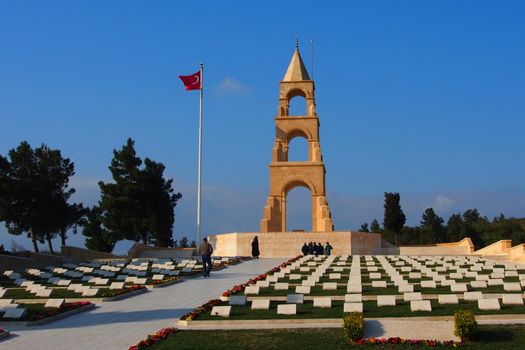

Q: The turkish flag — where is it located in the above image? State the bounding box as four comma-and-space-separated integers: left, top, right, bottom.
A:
179, 71, 201, 91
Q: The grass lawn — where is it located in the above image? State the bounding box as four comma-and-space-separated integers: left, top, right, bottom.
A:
146, 325, 525, 350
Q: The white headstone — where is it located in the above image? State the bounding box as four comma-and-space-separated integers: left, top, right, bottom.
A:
256, 280, 270, 288
251, 299, 270, 310
377, 295, 396, 307
369, 272, 381, 279
470, 281, 487, 288
420, 280, 436, 288
313, 296, 332, 308
295, 286, 311, 294
410, 300, 432, 312
329, 273, 341, 280
210, 306, 231, 317
277, 304, 296, 315
463, 291, 483, 301
398, 284, 414, 293
438, 294, 459, 304
274, 283, 289, 291
345, 294, 362, 302
372, 281, 387, 288
347, 284, 362, 293
502, 294, 524, 305
451, 284, 468, 292
44, 299, 65, 308
344, 302, 363, 313
478, 298, 500, 311
403, 292, 422, 301
323, 282, 338, 290
110, 282, 125, 290
504, 282, 522, 292
244, 286, 260, 295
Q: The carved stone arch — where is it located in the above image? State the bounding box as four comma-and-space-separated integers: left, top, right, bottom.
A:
286, 128, 311, 142
281, 176, 318, 197
286, 88, 306, 100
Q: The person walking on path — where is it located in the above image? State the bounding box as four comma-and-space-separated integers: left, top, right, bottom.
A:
199, 237, 213, 277
251, 236, 260, 258
324, 242, 333, 256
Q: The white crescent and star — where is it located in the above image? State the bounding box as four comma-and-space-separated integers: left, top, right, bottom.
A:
193, 75, 200, 85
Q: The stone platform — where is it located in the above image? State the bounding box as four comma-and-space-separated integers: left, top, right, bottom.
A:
209, 231, 382, 258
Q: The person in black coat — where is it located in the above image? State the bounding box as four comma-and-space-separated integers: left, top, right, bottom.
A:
308, 242, 314, 255
317, 242, 324, 255
301, 243, 308, 256
251, 236, 260, 258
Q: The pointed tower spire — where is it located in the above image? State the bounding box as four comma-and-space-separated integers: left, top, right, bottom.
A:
283, 39, 311, 81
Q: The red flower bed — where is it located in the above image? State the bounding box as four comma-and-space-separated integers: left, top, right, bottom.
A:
128, 327, 178, 350
0, 327, 5, 333
28, 301, 93, 321
98, 284, 145, 298
146, 277, 180, 285
179, 299, 221, 321
355, 337, 462, 347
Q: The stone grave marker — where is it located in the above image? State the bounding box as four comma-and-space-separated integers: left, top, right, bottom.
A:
377, 295, 396, 307
398, 284, 414, 293
488, 279, 504, 286
420, 280, 436, 288
3, 307, 26, 319
274, 283, 289, 291
256, 280, 270, 288
82, 288, 98, 297
470, 281, 487, 289
410, 300, 432, 312
344, 302, 363, 313
438, 294, 459, 304
372, 281, 387, 288
295, 286, 311, 294
344, 294, 362, 302
244, 286, 260, 295
504, 282, 521, 292
403, 292, 422, 301
463, 291, 483, 301
110, 282, 125, 290
369, 273, 381, 279
229, 295, 247, 306
0, 299, 14, 306
329, 273, 341, 280
152, 274, 165, 281
251, 299, 270, 310
451, 284, 468, 292
313, 296, 332, 308
478, 299, 500, 311
287, 294, 304, 304
211, 306, 231, 317
502, 294, 524, 305
289, 274, 301, 280
45, 299, 65, 308
36, 289, 53, 297
277, 304, 296, 315
323, 282, 337, 290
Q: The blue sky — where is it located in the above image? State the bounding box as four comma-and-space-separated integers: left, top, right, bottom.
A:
1, 1, 524, 253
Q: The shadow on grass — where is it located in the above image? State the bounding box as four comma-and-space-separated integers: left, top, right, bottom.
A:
475, 328, 514, 343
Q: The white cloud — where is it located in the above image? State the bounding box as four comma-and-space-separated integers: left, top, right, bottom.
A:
433, 194, 454, 210
216, 77, 251, 95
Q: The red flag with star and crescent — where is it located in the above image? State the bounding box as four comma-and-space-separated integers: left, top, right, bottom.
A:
179, 71, 201, 91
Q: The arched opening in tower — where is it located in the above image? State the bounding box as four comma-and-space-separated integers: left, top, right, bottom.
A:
285, 186, 312, 232
288, 96, 307, 116
287, 136, 308, 161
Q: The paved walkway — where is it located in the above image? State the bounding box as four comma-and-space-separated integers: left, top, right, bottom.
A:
0, 258, 282, 350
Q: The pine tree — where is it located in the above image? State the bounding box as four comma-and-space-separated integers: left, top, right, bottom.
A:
0, 142, 79, 253
83, 206, 117, 253
383, 192, 406, 245
420, 208, 445, 243
359, 223, 369, 232
370, 219, 381, 233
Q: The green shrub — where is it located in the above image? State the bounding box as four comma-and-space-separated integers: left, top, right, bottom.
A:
454, 310, 477, 341
343, 312, 364, 341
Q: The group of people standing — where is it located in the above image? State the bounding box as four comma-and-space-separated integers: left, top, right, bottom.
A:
301, 241, 333, 256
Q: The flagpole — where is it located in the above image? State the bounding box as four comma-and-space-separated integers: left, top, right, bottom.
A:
197, 63, 203, 243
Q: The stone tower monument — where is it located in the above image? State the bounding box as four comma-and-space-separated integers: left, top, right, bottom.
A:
260, 44, 334, 233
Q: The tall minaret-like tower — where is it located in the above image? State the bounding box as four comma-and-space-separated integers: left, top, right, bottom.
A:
260, 43, 334, 233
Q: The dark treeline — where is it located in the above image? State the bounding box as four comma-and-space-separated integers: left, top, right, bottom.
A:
359, 192, 525, 249
0, 139, 192, 254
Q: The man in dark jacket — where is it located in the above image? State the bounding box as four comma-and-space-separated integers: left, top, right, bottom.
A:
199, 237, 213, 278
301, 243, 308, 256
251, 236, 260, 258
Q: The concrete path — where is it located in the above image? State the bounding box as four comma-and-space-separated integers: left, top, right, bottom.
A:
0, 258, 283, 350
